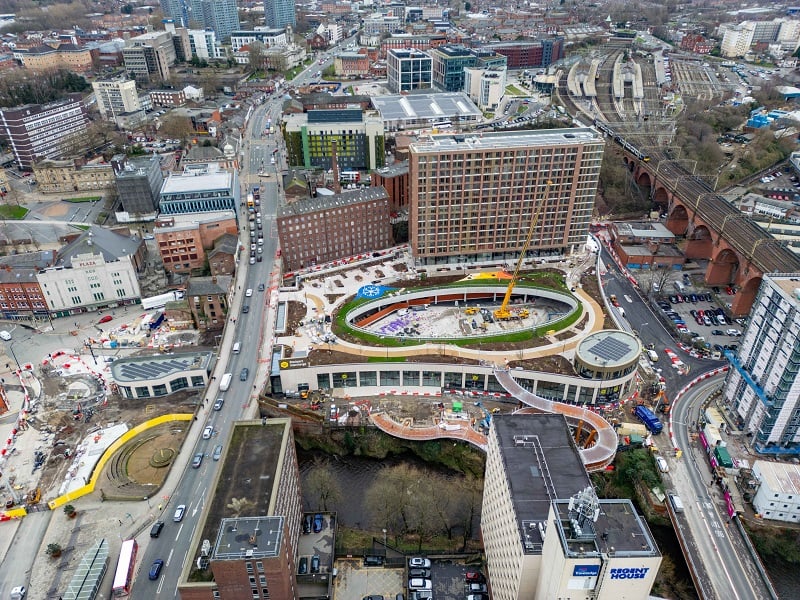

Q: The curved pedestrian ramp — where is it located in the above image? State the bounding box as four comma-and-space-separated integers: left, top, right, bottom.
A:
493, 368, 617, 471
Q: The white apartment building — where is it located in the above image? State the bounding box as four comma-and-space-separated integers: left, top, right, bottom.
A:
230, 27, 288, 52
720, 23, 756, 58
778, 20, 800, 53
38, 228, 144, 314
464, 66, 506, 110
92, 78, 142, 120
751, 460, 800, 522
363, 14, 402, 36
482, 415, 661, 600
723, 273, 800, 455
187, 28, 223, 60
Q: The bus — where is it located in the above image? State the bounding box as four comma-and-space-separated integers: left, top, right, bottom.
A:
112, 539, 138, 596
431, 120, 452, 129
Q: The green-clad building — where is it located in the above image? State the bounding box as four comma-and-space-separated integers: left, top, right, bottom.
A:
283, 108, 385, 173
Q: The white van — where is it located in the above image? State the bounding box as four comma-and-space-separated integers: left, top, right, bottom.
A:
673, 281, 685, 293
233, 342, 241, 354
646, 349, 659, 362
219, 372, 232, 391
669, 494, 684, 513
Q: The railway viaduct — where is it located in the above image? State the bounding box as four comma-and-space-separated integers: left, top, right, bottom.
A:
621, 153, 800, 315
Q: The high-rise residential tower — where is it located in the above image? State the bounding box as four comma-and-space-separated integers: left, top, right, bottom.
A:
723, 273, 800, 455
408, 128, 604, 264
265, 0, 296, 29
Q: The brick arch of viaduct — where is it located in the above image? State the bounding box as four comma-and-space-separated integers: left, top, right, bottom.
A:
621, 156, 761, 316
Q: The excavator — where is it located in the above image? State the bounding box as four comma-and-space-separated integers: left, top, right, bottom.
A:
494, 181, 553, 321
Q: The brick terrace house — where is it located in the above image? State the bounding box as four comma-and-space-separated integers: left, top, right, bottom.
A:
207, 233, 239, 276
186, 275, 231, 331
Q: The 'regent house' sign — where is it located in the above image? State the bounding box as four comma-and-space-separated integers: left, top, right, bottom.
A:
609, 567, 650, 580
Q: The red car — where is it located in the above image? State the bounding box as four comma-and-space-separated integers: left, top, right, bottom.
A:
98, 315, 113, 324
465, 571, 486, 583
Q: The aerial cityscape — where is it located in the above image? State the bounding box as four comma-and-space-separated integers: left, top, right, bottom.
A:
3, 0, 800, 599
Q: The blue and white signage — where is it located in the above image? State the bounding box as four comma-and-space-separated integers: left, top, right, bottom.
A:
573, 565, 600, 577
609, 567, 650, 580
356, 285, 392, 299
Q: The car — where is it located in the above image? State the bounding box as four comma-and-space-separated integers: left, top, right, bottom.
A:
313, 513, 323, 532
249, 257, 256, 264
363, 596, 384, 600
192, 452, 203, 468
242, 305, 250, 313
213, 398, 224, 411
408, 579, 432, 590
364, 555, 385, 567
212, 444, 223, 461
726, 286, 735, 295
689, 309, 697, 317
712, 286, 721, 294
409, 568, 431, 578
150, 521, 165, 538
0, 330, 11, 341
98, 315, 113, 324
468, 583, 488, 593
298, 556, 308, 574
303, 514, 313, 534
250, 243, 256, 251
311, 555, 320, 573
257, 247, 263, 254
727, 328, 742, 336
711, 329, 724, 335
656, 456, 669, 473
246, 288, 253, 297
466, 595, 489, 600
668, 295, 678, 303
258, 283, 265, 291
203, 426, 213, 439
173, 504, 186, 522
409, 557, 431, 568
689, 294, 698, 303
703, 316, 713, 326
465, 571, 486, 582
240, 367, 249, 381
257, 255, 263, 262
9, 586, 25, 599
149, 559, 164, 580
694, 316, 704, 326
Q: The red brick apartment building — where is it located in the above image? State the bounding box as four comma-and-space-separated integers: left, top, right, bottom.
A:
371, 161, 409, 213
154, 211, 238, 274
277, 187, 392, 271
178, 419, 303, 600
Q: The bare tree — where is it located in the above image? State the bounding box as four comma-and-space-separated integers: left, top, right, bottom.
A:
158, 115, 194, 142
305, 459, 342, 511
248, 41, 266, 73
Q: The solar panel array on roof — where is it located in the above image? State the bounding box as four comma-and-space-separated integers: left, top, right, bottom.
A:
117, 357, 197, 380
587, 336, 633, 362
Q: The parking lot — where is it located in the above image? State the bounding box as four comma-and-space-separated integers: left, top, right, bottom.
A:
331, 556, 486, 600
653, 277, 743, 357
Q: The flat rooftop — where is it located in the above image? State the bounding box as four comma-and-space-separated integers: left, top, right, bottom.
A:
765, 273, 800, 307
755, 459, 800, 494
110, 351, 213, 383
575, 330, 640, 368
409, 128, 602, 153
614, 221, 675, 240
160, 164, 234, 195
371, 92, 482, 121
214, 516, 284, 561
199, 420, 291, 561
492, 414, 591, 555
155, 210, 237, 232
553, 498, 660, 557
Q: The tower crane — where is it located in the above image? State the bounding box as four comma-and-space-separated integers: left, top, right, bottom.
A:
493, 180, 553, 321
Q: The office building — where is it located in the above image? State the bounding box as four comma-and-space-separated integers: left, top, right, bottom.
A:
380, 33, 447, 58
482, 415, 660, 600
38, 227, 145, 315
159, 163, 240, 217
387, 48, 432, 93
371, 92, 482, 131
154, 211, 238, 274
111, 352, 213, 399
112, 154, 165, 219
277, 187, 391, 271
187, 28, 223, 59
283, 109, 385, 171
177, 419, 302, 600
719, 23, 757, 58
122, 31, 177, 82
723, 274, 800, 455
408, 128, 604, 264
0, 95, 89, 170
429, 45, 477, 92
34, 159, 115, 194
92, 77, 142, 121
149, 88, 187, 107
265, 0, 296, 29
464, 66, 507, 111
488, 38, 564, 69
230, 28, 288, 52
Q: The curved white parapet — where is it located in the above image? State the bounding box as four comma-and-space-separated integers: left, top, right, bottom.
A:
494, 368, 618, 471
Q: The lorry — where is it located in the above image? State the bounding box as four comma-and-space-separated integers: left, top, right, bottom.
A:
219, 373, 232, 392
634, 404, 663, 434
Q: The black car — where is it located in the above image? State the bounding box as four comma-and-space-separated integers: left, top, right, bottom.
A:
258, 283, 265, 291
311, 555, 320, 573
150, 521, 164, 538
303, 514, 312, 534
242, 305, 250, 313
240, 367, 249, 381
298, 556, 308, 574
711, 329, 724, 336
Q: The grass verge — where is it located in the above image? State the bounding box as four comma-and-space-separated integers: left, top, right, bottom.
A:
0, 205, 29, 219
